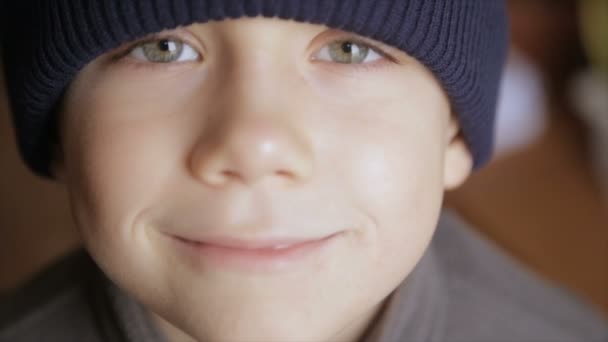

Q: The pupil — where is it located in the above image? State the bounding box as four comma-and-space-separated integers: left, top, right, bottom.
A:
341, 42, 353, 54
158, 40, 171, 52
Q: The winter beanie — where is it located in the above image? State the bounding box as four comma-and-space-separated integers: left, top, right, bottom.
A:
1, 0, 509, 178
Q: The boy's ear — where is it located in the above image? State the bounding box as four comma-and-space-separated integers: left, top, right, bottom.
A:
443, 115, 473, 191
50, 143, 67, 182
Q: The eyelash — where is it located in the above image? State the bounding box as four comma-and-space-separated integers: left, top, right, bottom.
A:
109, 34, 196, 70
313, 37, 398, 70
112, 33, 398, 71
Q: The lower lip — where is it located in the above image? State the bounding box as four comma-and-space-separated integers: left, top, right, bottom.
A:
170, 234, 340, 274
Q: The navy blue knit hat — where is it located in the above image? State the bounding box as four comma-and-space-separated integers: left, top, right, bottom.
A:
2, 0, 508, 178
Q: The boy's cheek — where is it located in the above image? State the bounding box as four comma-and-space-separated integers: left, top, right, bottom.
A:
63, 100, 445, 264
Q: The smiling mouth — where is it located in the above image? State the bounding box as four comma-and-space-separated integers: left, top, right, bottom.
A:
168, 233, 342, 273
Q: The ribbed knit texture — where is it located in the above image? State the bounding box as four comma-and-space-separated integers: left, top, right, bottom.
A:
2, 0, 508, 178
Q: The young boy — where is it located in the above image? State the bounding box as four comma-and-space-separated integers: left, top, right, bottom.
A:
1, 1, 606, 341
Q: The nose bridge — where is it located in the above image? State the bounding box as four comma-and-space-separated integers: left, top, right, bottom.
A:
231, 50, 292, 108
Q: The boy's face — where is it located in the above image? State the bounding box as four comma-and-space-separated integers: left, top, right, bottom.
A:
56, 18, 471, 342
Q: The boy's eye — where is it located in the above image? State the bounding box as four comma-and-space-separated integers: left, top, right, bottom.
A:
316, 40, 384, 64
129, 39, 200, 63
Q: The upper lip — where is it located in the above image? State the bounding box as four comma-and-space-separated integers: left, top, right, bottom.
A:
170, 233, 338, 250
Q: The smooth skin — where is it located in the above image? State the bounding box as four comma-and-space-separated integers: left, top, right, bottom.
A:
53, 18, 472, 342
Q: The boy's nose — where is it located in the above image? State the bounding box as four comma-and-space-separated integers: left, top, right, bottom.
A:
189, 115, 314, 187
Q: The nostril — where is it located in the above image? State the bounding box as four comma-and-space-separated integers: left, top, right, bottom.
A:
275, 170, 294, 178
221, 170, 240, 179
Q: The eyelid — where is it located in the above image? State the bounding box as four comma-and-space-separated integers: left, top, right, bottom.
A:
109, 29, 204, 63
309, 31, 400, 64
315, 39, 391, 64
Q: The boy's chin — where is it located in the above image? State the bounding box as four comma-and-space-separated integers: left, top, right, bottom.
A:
147, 288, 380, 342
161, 311, 343, 342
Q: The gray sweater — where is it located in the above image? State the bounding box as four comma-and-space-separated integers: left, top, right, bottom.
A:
2, 210, 607, 342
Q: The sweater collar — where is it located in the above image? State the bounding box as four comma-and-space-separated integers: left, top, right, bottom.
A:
362, 246, 447, 342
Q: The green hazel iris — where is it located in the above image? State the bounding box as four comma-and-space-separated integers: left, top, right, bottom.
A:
141, 39, 184, 63
328, 41, 371, 64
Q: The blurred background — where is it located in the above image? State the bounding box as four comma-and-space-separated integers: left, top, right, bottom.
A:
446, 0, 608, 316
1, 0, 607, 317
